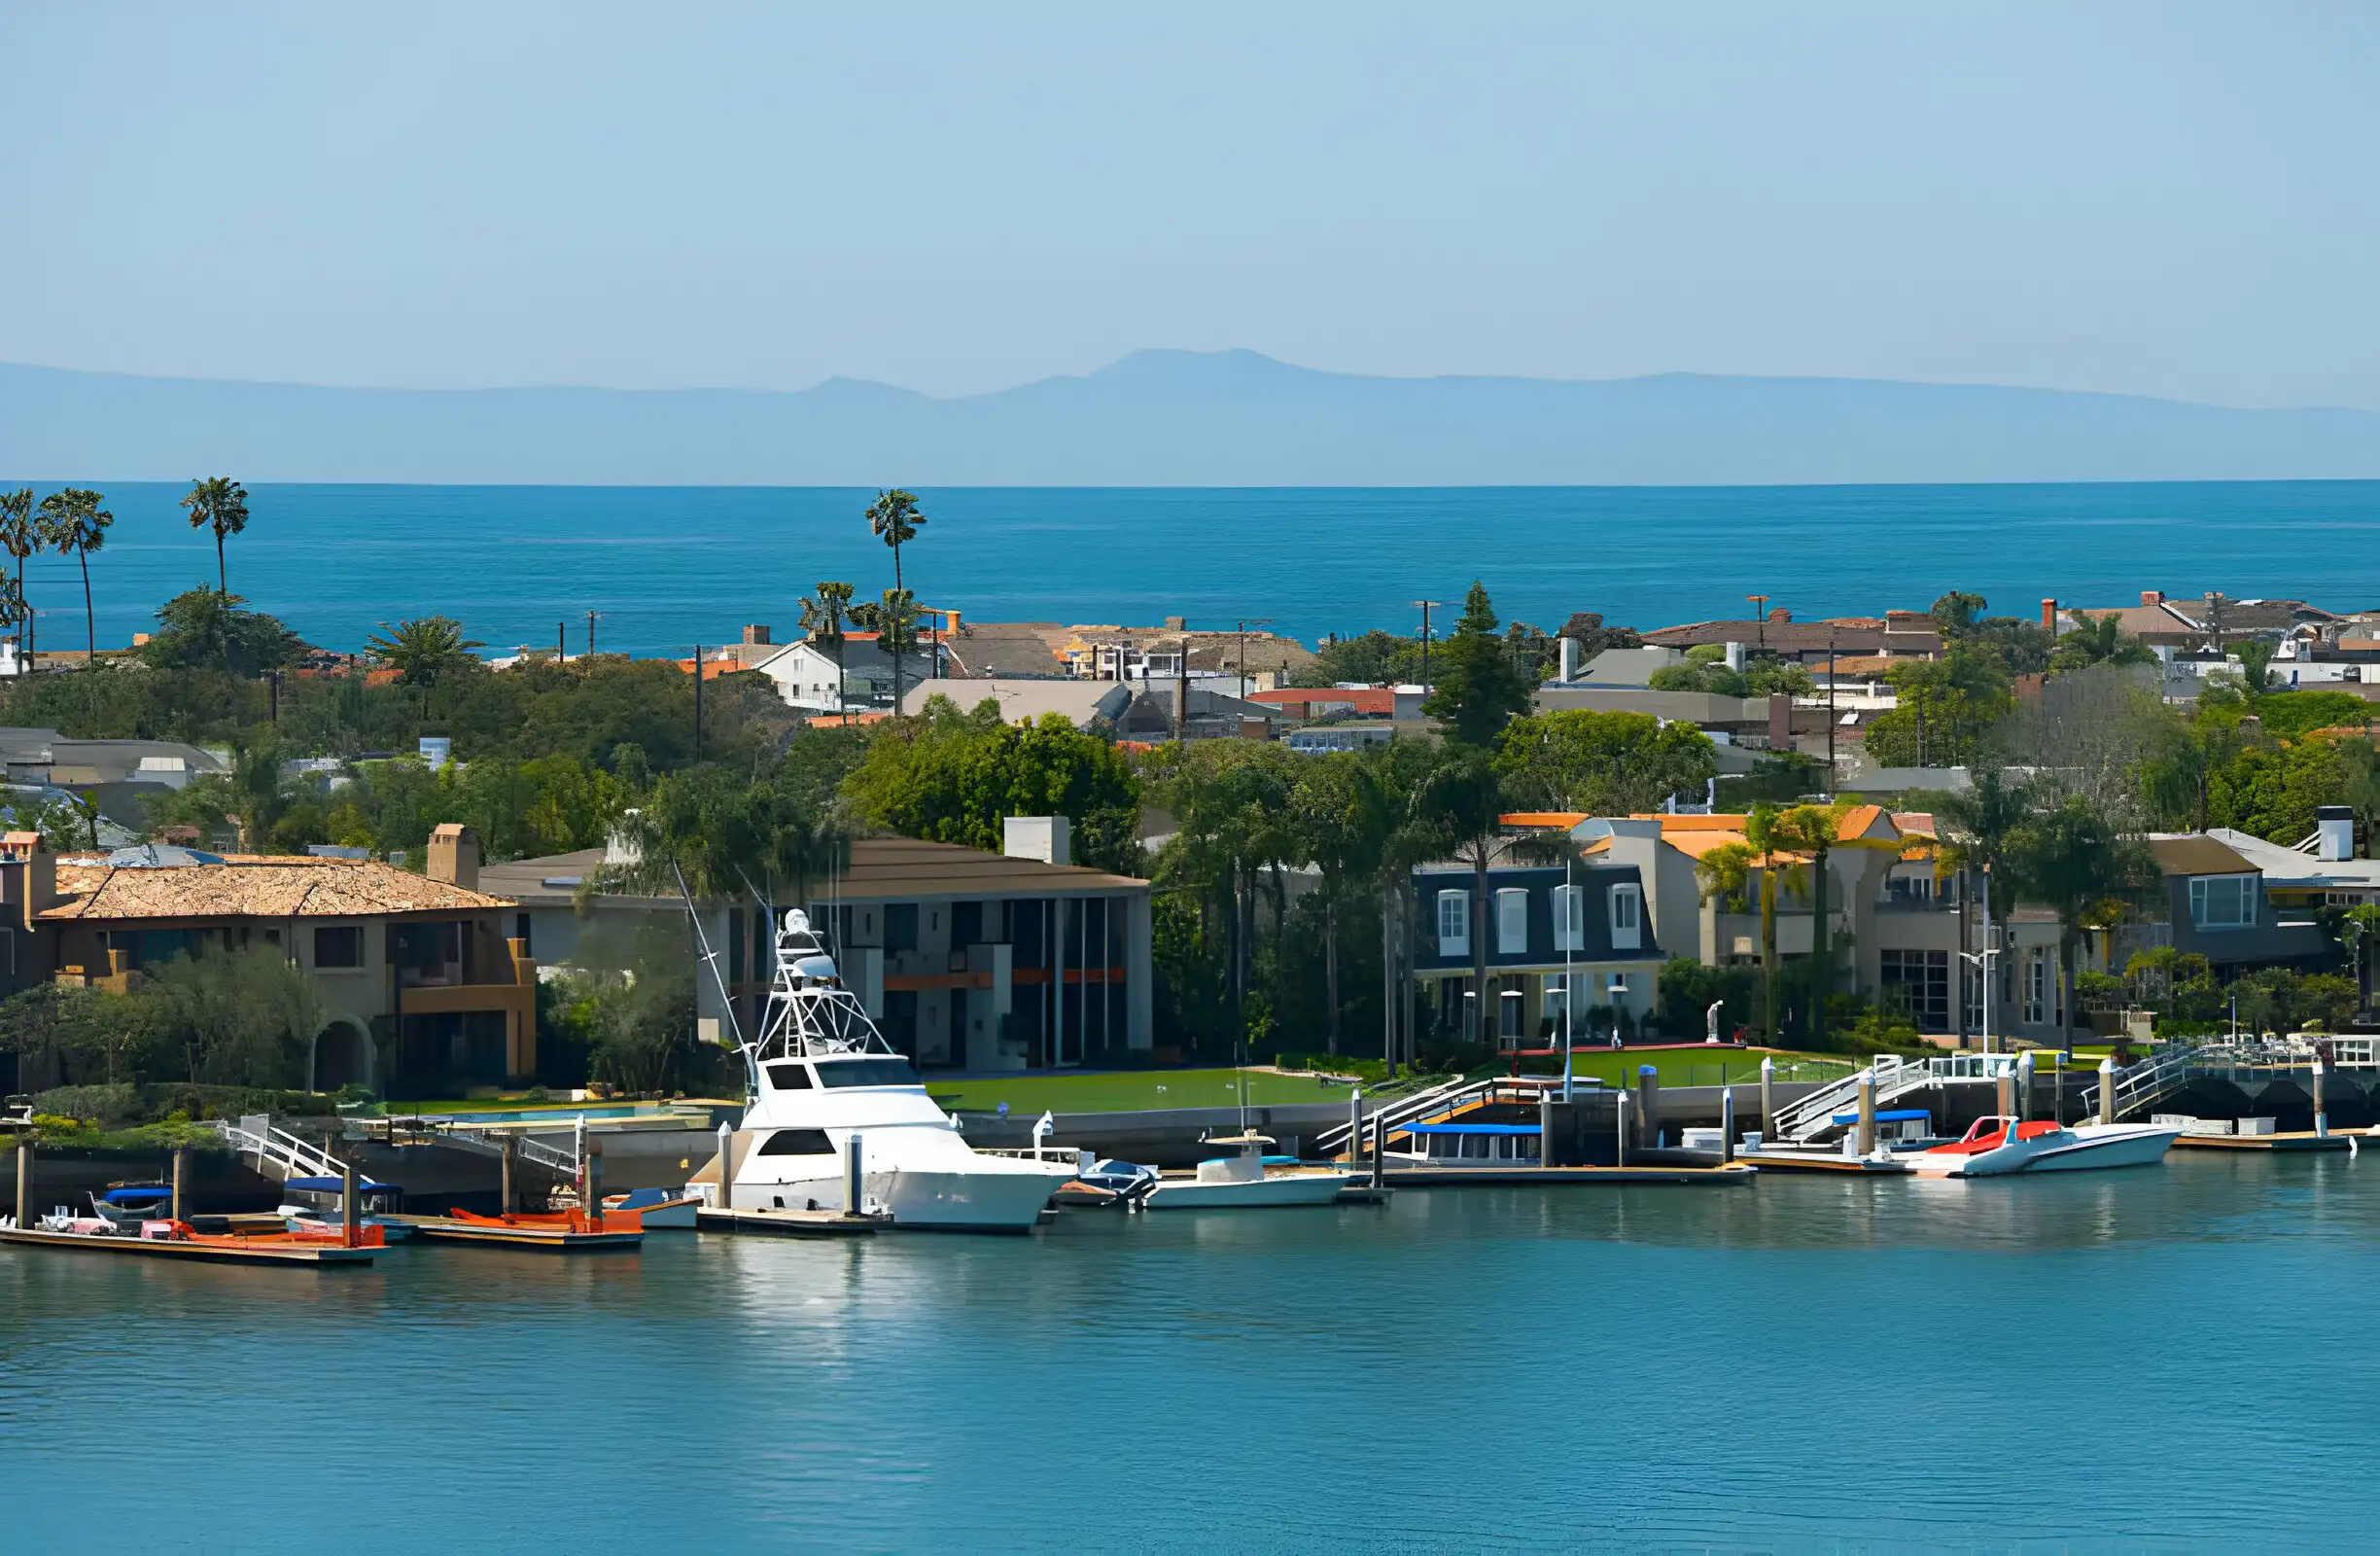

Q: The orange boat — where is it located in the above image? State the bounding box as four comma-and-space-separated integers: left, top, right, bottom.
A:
445, 1206, 642, 1234
141, 1219, 387, 1250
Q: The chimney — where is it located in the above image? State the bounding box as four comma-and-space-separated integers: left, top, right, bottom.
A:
743, 624, 771, 647
2142, 590, 2164, 608
427, 823, 480, 890
2042, 598, 2057, 633
1557, 636, 1579, 683
1002, 816, 1071, 866
1164, 616, 1185, 631
1768, 608, 1792, 624
2317, 805, 2355, 863
947, 610, 962, 634
0, 830, 54, 932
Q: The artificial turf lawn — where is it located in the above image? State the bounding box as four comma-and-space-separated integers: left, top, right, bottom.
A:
928, 1067, 1358, 1115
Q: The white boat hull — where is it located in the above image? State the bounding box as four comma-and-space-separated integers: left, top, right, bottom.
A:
1143, 1171, 1352, 1209
1911, 1122, 2178, 1177
733, 1162, 1069, 1232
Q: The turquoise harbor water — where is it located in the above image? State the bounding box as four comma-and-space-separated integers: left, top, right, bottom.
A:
7, 1154, 2379, 1551
4, 480, 2378, 657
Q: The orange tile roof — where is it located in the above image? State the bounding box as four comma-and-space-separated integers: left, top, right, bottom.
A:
41, 855, 515, 922
1499, 811, 1591, 830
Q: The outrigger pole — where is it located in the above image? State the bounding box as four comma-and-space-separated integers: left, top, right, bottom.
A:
673, 860, 753, 1090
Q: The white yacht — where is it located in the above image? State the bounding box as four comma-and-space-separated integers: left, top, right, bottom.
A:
718, 910, 1077, 1232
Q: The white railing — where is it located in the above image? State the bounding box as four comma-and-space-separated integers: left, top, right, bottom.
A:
1313, 1075, 1562, 1156
1776, 1053, 2019, 1142
2076, 1044, 2196, 1120
215, 1117, 349, 1182
427, 1125, 579, 1175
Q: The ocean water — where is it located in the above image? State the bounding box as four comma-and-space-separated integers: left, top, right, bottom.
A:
3, 480, 2376, 660
5, 1154, 2377, 1552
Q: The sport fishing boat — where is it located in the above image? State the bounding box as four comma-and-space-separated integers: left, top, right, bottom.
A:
1140, 1134, 1351, 1209
717, 910, 1077, 1232
1908, 1115, 2180, 1177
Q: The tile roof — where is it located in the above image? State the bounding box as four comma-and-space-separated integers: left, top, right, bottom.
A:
41, 855, 515, 922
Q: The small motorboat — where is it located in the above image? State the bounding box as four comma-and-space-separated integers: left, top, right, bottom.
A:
1053, 1159, 1159, 1209
605, 1187, 699, 1228
91, 1185, 175, 1223
278, 1176, 416, 1241
1908, 1115, 2179, 1177
1141, 1136, 1352, 1209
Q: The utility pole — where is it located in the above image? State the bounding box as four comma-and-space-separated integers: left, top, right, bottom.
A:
1411, 600, 1445, 690
586, 610, 598, 659
1748, 595, 1769, 654
1174, 620, 1190, 743
558, 620, 566, 663
1826, 626, 1838, 788
1235, 619, 1272, 702
692, 644, 703, 761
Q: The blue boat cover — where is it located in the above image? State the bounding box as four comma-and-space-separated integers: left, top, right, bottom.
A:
1827, 1109, 1931, 1125
102, 1185, 172, 1203
283, 1175, 399, 1194
1401, 1122, 1542, 1136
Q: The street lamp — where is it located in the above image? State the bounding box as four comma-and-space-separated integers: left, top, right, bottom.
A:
1411, 600, 1445, 690
1747, 594, 1769, 654
1235, 618, 1273, 701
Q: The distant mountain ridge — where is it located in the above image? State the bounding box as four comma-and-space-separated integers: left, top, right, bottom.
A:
6, 349, 2379, 485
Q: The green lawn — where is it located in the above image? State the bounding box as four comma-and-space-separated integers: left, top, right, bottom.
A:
1561, 1048, 1863, 1088
928, 1067, 1358, 1116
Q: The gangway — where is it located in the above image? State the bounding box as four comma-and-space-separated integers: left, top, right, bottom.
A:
214, 1116, 354, 1184
1774, 1053, 2016, 1143
1314, 1075, 1566, 1159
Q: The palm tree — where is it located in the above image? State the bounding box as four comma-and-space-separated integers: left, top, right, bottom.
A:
797, 581, 856, 722
2003, 792, 2154, 1059
1764, 799, 1900, 1043
1409, 751, 1515, 1047
1937, 766, 2033, 1047
1696, 805, 1785, 1041
179, 477, 252, 594
866, 489, 926, 706
0, 487, 33, 661
1289, 754, 1391, 1056
2049, 611, 2153, 675
368, 616, 484, 715
34, 488, 112, 658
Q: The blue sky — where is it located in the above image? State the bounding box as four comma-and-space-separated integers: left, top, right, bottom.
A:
4, 2, 2375, 407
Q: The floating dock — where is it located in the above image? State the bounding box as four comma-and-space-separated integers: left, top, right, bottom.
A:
1735, 1149, 1912, 1175
1379, 1163, 1755, 1186
396, 1215, 644, 1252
694, 1206, 878, 1237
2170, 1131, 2358, 1154
0, 1225, 376, 1266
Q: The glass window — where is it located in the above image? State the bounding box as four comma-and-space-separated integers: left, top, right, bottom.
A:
1880, 948, 1950, 1029
1436, 891, 1470, 954
765, 1062, 814, 1091
813, 1057, 921, 1088
1495, 889, 1528, 954
1551, 886, 1583, 951
756, 1128, 835, 1156
314, 926, 364, 969
2190, 874, 2259, 930
1608, 884, 1642, 950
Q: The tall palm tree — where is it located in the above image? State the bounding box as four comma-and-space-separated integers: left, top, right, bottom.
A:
368, 616, 484, 716
0, 487, 34, 661
866, 489, 926, 706
1288, 753, 1390, 1056
1765, 799, 1899, 1043
797, 581, 856, 722
2004, 792, 2154, 1058
1938, 766, 2033, 1047
1409, 751, 1515, 1047
34, 488, 112, 658
179, 476, 251, 594
1695, 804, 1785, 1040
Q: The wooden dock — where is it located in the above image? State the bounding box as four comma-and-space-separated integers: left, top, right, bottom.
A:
2171, 1131, 2358, 1154
0, 1225, 376, 1266
397, 1216, 644, 1252
695, 1206, 878, 1237
1380, 1163, 1755, 1187
1736, 1149, 1913, 1175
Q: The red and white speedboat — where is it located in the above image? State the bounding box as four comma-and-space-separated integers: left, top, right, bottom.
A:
1908, 1115, 2179, 1177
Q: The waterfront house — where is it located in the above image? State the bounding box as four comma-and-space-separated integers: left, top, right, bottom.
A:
1409, 851, 1667, 1044
480, 816, 1153, 1073
748, 630, 951, 717
2, 825, 536, 1098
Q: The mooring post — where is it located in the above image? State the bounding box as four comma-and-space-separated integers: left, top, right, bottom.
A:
171, 1145, 188, 1224
1722, 1086, 1736, 1164
16, 1137, 31, 1228
714, 1120, 733, 1210
1349, 1089, 1365, 1175
587, 1146, 606, 1231
1615, 1091, 1629, 1168
844, 1131, 864, 1218
339, 1156, 359, 1249
1637, 1065, 1660, 1151
1996, 1064, 2015, 1121
2016, 1051, 2035, 1122
1856, 1072, 1876, 1156
2098, 1057, 2117, 1127
1538, 1087, 1554, 1167
1759, 1056, 1775, 1144
2314, 1058, 2329, 1139
1371, 1114, 1386, 1184
500, 1131, 517, 1215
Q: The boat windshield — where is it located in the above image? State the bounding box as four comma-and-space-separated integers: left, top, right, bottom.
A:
814, 1057, 920, 1088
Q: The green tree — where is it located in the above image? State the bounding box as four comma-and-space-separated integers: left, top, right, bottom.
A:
2048, 611, 2155, 676
1929, 590, 1988, 637
2003, 793, 2154, 1055
798, 580, 857, 720
2207, 738, 2351, 844
1291, 628, 1426, 689
178, 476, 251, 594
2253, 690, 2371, 741
866, 489, 926, 707
0, 486, 34, 659
1420, 581, 1531, 747
144, 946, 325, 1087
368, 616, 484, 715
34, 487, 112, 657
1694, 803, 1785, 1042
138, 587, 304, 678
1493, 707, 1717, 815
1765, 799, 1900, 1043
1408, 749, 1517, 1045
1287, 753, 1393, 1055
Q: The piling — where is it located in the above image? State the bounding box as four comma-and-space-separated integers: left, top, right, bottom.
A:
587, 1147, 606, 1232
715, 1120, 734, 1210
1615, 1091, 1629, 1168
500, 1131, 518, 1214
1637, 1065, 1660, 1151
2314, 1059, 2329, 1139
2098, 1057, 2117, 1126
171, 1146, 188, 1224
1855, 1073, 1876, 1156
15, 1139, 30, 1228
2016, 1051, 2035, 1122
1760, 1056, 1775, 1142
339, 1157, 359, 1250
1350, 1090, 1365, 1172
1721, 1086, 1736, 1165
1538, 1088, 1554, 1167
1996, 1068, 2015, 1119
844, 1132, 864, 1217
1371, 1114, 1386, 1183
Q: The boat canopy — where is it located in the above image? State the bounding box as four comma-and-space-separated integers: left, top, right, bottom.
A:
283, 1175, 400, 1194
1826, 1109, 1931, 1125
101, 1185, 173, 1203
1401, 1122, 1541, 1136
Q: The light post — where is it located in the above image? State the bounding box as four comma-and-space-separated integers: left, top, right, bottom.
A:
1411, 600, 1445, 690
1562, 854, 1575, 1103
1956, 945, 1999, 1056
1747, 594, 1769, 654
1235, 618, 1273, 701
